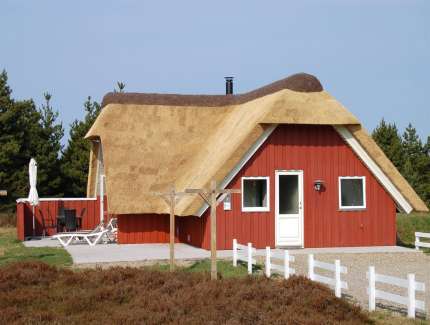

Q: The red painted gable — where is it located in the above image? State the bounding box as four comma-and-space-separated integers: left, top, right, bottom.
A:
119, 124, 397, 248
180, 124, 396, 249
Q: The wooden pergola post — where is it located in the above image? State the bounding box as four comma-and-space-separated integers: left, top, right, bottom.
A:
152, 185, 187, 272
186, 180, 240, 280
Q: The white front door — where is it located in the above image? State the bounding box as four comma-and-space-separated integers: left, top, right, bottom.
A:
275, 170, 304, 247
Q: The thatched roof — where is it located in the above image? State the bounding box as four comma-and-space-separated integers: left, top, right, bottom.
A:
86, 73, 428, 215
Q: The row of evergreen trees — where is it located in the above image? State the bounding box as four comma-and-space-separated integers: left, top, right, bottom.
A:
0, 70, 104, 210
372, 120, 430, 207
0, 69, 429, 211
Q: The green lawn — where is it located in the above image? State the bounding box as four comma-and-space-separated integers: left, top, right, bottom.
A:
183, 259, 249, 277
138, 258, 250, 278
397, 212, 430, 250
0, 228, 72, 267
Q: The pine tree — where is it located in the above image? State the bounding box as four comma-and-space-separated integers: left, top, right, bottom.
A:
401, 124, 430, 207
34, 92, 64, 196
114, 81, 125, 93
0, 70, 12, 109
0, 70, 48, 209
61, 96, 101, 197
0, 70, 18, 209
372, 119, 404, 170
401, 124, 422, 188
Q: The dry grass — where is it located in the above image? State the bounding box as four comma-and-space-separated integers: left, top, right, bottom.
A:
0, 261, 371, 325
0, 212, 15, 228
369, 311, 428, 325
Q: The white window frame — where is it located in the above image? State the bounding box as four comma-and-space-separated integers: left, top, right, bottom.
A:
338, 176, 366, 210
241, 176, 270, 212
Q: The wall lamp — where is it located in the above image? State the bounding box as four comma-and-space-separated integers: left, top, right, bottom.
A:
314, 180, 325, 192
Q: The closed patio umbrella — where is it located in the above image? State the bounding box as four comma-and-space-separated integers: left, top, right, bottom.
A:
28, 158, 39, 237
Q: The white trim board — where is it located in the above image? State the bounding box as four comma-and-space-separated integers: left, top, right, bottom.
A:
17, 197, 97, 203
196, 124, 277, 217
334, 126, 412, 213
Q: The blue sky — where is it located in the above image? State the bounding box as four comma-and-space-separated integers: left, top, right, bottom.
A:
2, 0, 429, 144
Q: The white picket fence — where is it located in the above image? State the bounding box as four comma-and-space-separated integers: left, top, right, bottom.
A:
367, 266, 425, 318
415, 232, 430, 250
265, 247, 295, 279
230, 241, 426, 319
308, 254, 348, 298
232, 239, 256, 274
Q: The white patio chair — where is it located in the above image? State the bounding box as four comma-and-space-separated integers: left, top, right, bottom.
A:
53, 228, 109, 247
53, 218, 118, 247
103, 218, 118, 243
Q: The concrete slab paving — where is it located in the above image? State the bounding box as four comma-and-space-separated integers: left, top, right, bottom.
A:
67, 243, 231, 264
23, 237, 61, 248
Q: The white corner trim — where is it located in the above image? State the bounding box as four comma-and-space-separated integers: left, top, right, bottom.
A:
196, 124, 278, 217
334, 126, 413, 213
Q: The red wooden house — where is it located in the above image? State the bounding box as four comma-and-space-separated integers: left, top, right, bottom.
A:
84, 73, 428, 249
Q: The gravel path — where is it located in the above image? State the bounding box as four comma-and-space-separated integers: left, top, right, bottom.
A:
276, 251, 430, 318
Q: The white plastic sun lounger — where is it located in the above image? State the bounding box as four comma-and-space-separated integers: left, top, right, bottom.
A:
53, 229, 109, 247
53, 218, 118, 247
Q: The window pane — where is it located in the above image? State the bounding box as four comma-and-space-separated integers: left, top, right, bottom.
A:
243, 179, 267, 208
341, 178, 364, 207
279, 175, 299, 214
223, 193, 231, 210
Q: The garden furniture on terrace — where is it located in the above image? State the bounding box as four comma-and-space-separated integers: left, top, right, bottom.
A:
56, 206, 66, 232
64, 209, 77, 232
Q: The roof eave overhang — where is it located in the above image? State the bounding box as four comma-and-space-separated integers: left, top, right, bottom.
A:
334, 126, 413, 213
195, 124, 278, 217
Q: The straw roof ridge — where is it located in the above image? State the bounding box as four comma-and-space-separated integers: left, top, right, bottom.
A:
101, 73, 323, 108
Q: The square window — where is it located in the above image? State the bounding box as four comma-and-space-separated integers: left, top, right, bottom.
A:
242, 177, 270, 212
339, 177, 366, 209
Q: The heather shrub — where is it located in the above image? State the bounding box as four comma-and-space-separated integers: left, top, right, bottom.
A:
0, 261, 371, 324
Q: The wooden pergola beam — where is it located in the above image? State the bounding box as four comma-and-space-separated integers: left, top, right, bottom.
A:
152, 185, 188, 272
186, 180, 240, 280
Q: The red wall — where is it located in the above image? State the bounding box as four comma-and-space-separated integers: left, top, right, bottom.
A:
16, 197, 108, 239
118, 125, 397, 248
117, 214, 205, 245
118, 214, 171, 244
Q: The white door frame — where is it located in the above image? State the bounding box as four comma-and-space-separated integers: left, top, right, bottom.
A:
275, 170, 304, 247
